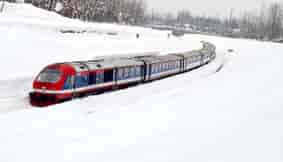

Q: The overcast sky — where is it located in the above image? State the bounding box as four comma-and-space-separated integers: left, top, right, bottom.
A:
146, 0, 282, 18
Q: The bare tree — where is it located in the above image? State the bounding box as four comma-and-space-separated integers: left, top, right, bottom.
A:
177, 10, 192, 25
266, 3, 283, 40
0, 0, 5, 13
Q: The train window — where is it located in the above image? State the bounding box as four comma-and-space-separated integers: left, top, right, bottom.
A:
128, 68, 132, 77
124, 68, 130, 78
154, 65, 157, 73
154, 64, 157, 73
151, 65, 155, 74
96, 72, 104, 84
156, 65, 159, 73
130, 67, 135, 77
63, 76, 72, 90
130, 68, 134, 77
129, 68, 133, 77
89, 73, 96, 85
104, 70, 113, 82
133, 67, 138, 77
75, 74, 88, 88
37, 69, 61, 83
156, 65, 158, 73
118, 68, 124, 80
135, 67, 140, 77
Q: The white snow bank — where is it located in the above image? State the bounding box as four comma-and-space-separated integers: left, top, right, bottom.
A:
0, 2, 168, 37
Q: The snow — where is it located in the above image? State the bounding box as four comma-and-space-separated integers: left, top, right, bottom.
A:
0, 2, 283, 162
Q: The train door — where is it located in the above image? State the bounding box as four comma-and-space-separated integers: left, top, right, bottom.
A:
148, 64, 152, 81
61, 74, 75, 99
104, 69, 114, 83
74, 73, 89, 88
141, 63, 147, 82
200, 53, 204, 65
113, 68, 118, 87
180, 59, 184, 72
95, 70, 104, 85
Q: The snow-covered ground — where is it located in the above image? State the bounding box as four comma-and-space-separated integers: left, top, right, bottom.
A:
0, 3, 283, 162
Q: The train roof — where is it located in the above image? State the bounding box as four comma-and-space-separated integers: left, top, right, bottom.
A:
92, 52, 159, 60
133, 55, 182, 64
66, 58, 143, 72
59, 42, 216, 73
181, 50, 202, 58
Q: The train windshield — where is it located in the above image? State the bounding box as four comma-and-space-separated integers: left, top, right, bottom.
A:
37, 69, 61, 83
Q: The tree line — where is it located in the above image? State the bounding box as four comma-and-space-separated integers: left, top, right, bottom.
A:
27, 0, 147, 24
151, 3, 283, 41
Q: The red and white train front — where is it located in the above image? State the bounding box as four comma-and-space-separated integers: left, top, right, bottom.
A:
30, 64, 75, 107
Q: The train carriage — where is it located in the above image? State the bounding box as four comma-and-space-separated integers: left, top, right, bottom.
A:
30, 58, 144, 106
180, 50, 203, 71
30, 41, 217, 107
133, 55, 182, 81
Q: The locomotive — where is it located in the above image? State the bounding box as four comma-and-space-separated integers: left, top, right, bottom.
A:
30, 41, 216, 107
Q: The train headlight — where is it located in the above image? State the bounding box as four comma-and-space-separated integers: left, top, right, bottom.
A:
41, 86, 46, 92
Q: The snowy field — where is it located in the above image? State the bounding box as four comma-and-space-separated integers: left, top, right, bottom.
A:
0, 3, 283, 162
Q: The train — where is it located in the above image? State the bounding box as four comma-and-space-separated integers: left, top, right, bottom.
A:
29, 41, 216, 107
